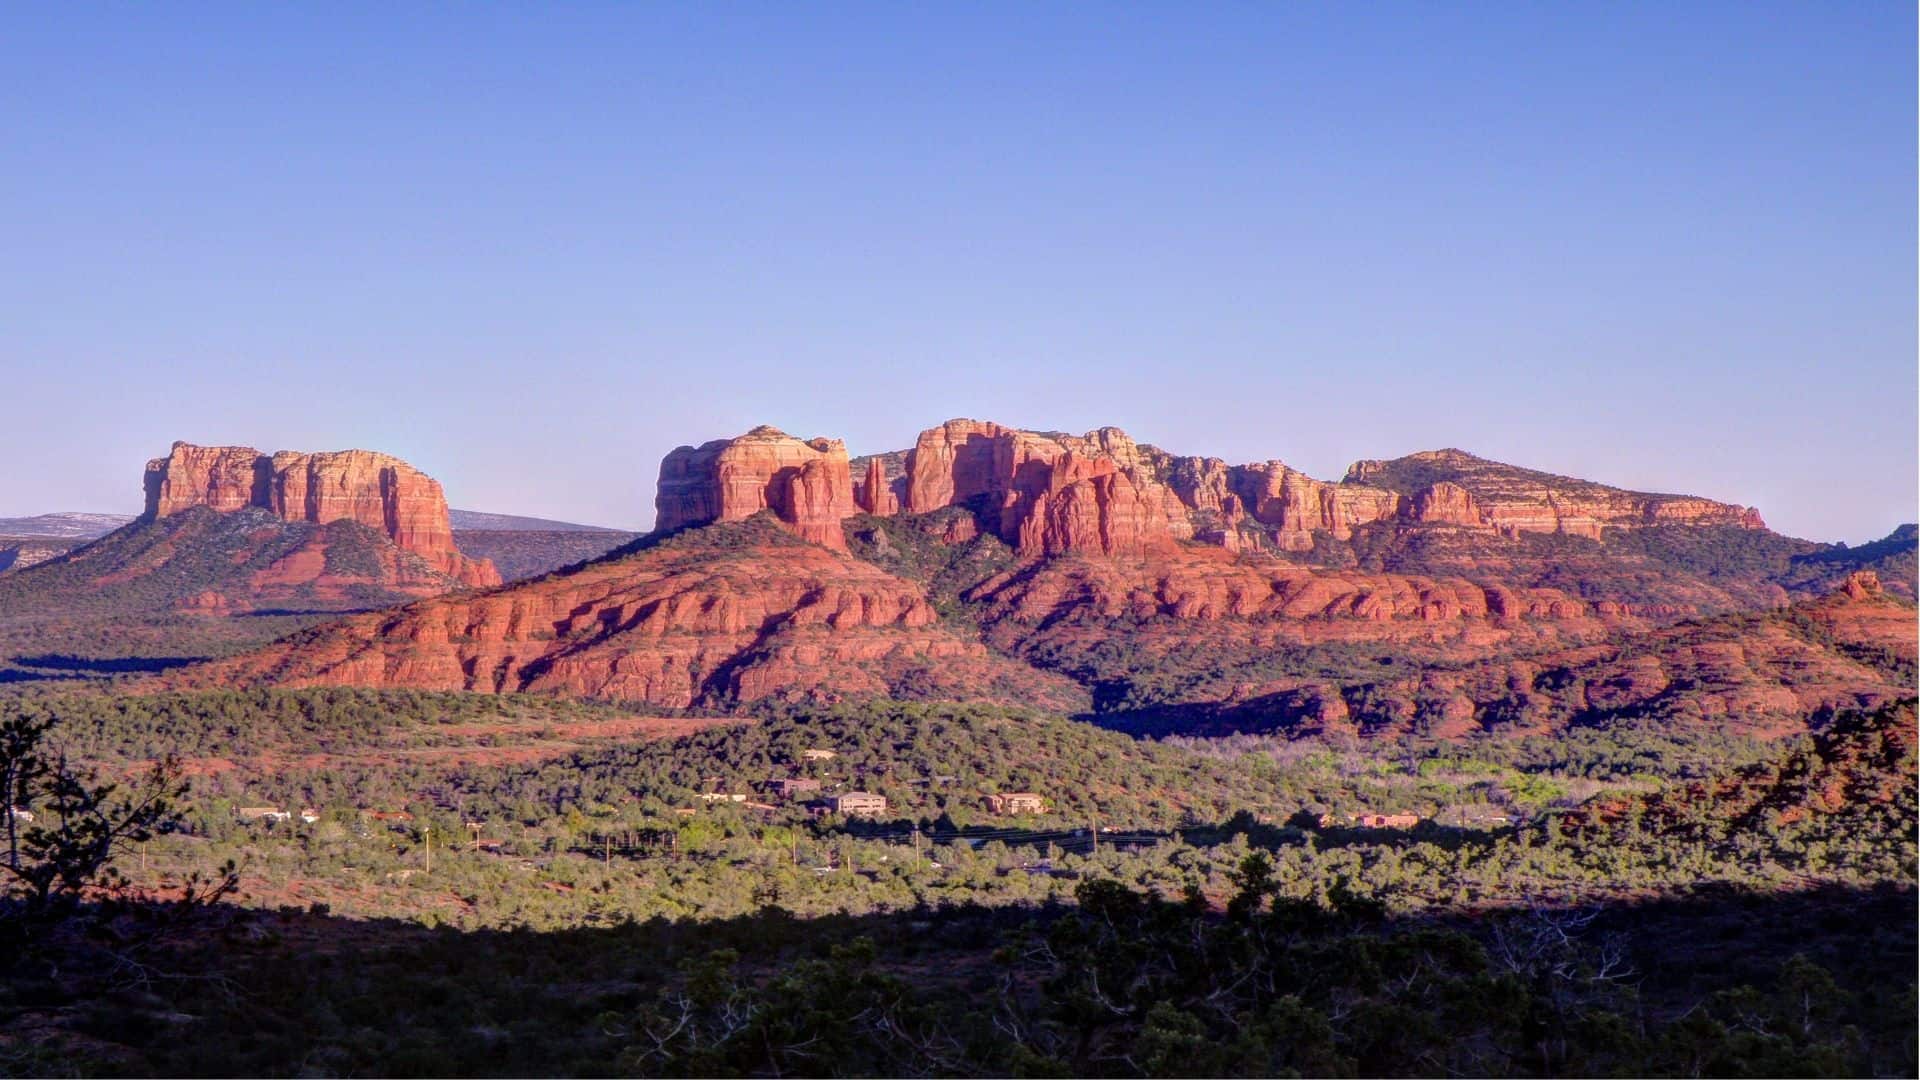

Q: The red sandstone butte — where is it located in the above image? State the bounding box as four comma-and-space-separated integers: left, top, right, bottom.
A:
142, 442, 499, 587
654, 426, 858, 550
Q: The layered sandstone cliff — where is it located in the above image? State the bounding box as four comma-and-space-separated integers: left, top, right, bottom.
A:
142, 442, 499, 587
655, 426, 858, 550
649, 420, 1770, 560
884, 421, 1767, 554
1344, 449, 1765, 539
899, 420, 1191, 557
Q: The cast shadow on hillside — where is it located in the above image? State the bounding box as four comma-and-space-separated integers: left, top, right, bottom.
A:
1078, 697, 1312, 740
4, 877, 1912, 1077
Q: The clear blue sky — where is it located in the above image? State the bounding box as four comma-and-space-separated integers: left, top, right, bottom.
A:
2, 4, 1912, 540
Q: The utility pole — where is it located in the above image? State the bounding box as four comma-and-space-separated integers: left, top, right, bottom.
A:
1091, 817, 1099, 857
913, 826, 921, 868
604, 833, 612, 864
423, 825, 431, 874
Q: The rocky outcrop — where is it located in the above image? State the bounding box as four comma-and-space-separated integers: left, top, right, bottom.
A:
974, 546, 1915, 743
1015, 455, 1188, 558
674, 421, 1776, 560
0, 537, 81, 575
969, 544, 1613, 634
854, 457, 899, 517
899, 420, 1190, 557
1345, 449, 1765, 539
179, 520, 1087, 712
1229, 462, 1402, 550
143, 444, 269, 516
141, 442, 498, 587
655, 427, 857, 550
1410, 481, 1483, 526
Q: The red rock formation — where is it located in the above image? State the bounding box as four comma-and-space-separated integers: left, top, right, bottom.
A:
854, 457, 899, 516
1016, 455, 1183, 558
1410, 481, 1484, 526
962, 543, 1913, 743
903, 419, 1012, 514
1230, 462, 1402, 550
901, 420, 1190, 557
179, 521, 1087, 712
1345, 449, 1765, 538
655, 426, 857, 550
882, 421, 1773, 557
141, 442, 498, 586
144, 444, 268, 516
1839, 570, 1883, 600
968, 544, 1613, 635
1162, 456, 1237, 514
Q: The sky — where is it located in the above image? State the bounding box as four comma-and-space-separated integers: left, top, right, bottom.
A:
1, 4, 1912, 541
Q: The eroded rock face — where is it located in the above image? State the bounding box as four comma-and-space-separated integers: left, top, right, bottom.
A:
1345, 449, 1765, 539
141, 442, 499, 587
887, 421, 1456, 555
655, 426, 857, 550
1230, 462, 1402, 551
899, 420, 1190, 557
1410, 481, 1484, 526
180, 522, 1087, 712
679, 420, 1773, 560
855, 457, 899, 517
144, 444, 269, 516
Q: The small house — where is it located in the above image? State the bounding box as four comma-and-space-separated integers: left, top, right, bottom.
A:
986, 792, 1047, 815
763, 777, 822, 799
239, 806, 291, 823
801, 748, 838, 762
6, 807, 33, 825
829, 791, 888, 817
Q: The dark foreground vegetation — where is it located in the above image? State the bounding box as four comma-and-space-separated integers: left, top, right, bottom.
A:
2, 876, 1912, 1076
0, 692, 1913, 1075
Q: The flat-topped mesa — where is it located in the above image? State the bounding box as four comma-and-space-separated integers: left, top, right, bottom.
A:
902, 419, 1190, 557
141, 442, 500, 587
655, 426, 857, 550
1344, 448, 1766, 539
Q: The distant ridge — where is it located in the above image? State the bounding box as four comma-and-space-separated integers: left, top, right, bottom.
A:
0, 512, 134, 539
448, 508, 632, 532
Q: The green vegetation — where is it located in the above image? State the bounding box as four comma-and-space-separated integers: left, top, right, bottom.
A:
845, 508, 1017, 625
0, 509, 428, 620
0, 684, 1911, 1075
